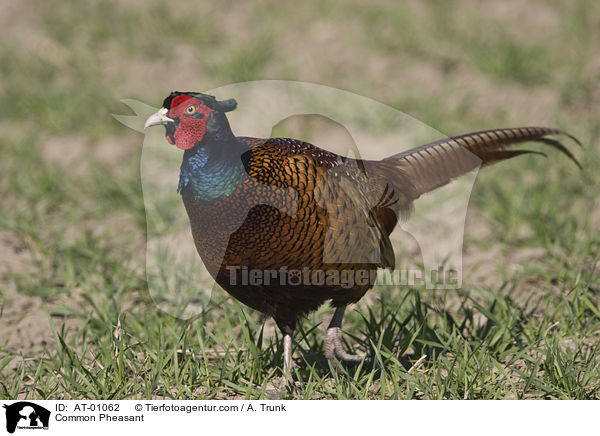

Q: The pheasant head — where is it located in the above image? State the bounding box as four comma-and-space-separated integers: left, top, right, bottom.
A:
144, 91, 237, 150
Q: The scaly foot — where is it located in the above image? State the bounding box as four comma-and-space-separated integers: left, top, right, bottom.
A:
325, 326, 364, 364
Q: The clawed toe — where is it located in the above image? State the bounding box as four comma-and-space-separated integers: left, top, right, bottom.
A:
265, 384, 290, 399
325, 326, 364, 365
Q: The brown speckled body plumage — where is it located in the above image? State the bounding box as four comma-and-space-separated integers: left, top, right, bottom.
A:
182, 136, 413, 329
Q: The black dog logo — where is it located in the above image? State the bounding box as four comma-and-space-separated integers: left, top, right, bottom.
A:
3, 402, 50, 433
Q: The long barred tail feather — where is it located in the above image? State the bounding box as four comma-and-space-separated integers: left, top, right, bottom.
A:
386, 127, 581, 199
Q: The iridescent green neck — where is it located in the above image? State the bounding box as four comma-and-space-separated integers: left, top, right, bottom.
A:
178, 138, 248, 203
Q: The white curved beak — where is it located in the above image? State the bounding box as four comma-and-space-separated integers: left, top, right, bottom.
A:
144, 107, 174, 129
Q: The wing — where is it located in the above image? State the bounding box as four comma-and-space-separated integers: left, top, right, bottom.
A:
239, 137, 396, 269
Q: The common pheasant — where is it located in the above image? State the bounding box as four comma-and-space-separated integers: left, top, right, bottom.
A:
145, 91, 580, 391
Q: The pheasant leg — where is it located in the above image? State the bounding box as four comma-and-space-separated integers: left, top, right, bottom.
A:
268, 320, 295, 396
278, 332, 293, 392
325, 305, 364, 364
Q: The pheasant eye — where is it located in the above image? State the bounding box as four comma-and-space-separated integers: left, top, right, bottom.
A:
185, 105, 197, 115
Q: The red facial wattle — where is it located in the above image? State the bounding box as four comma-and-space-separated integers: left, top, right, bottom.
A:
167, 95, 214, 150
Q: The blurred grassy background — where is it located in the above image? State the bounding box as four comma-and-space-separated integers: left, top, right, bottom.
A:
1, 0, 599, 399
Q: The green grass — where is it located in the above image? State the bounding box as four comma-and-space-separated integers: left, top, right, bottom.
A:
1, 0, 599, 399
3, 275, 599, 399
